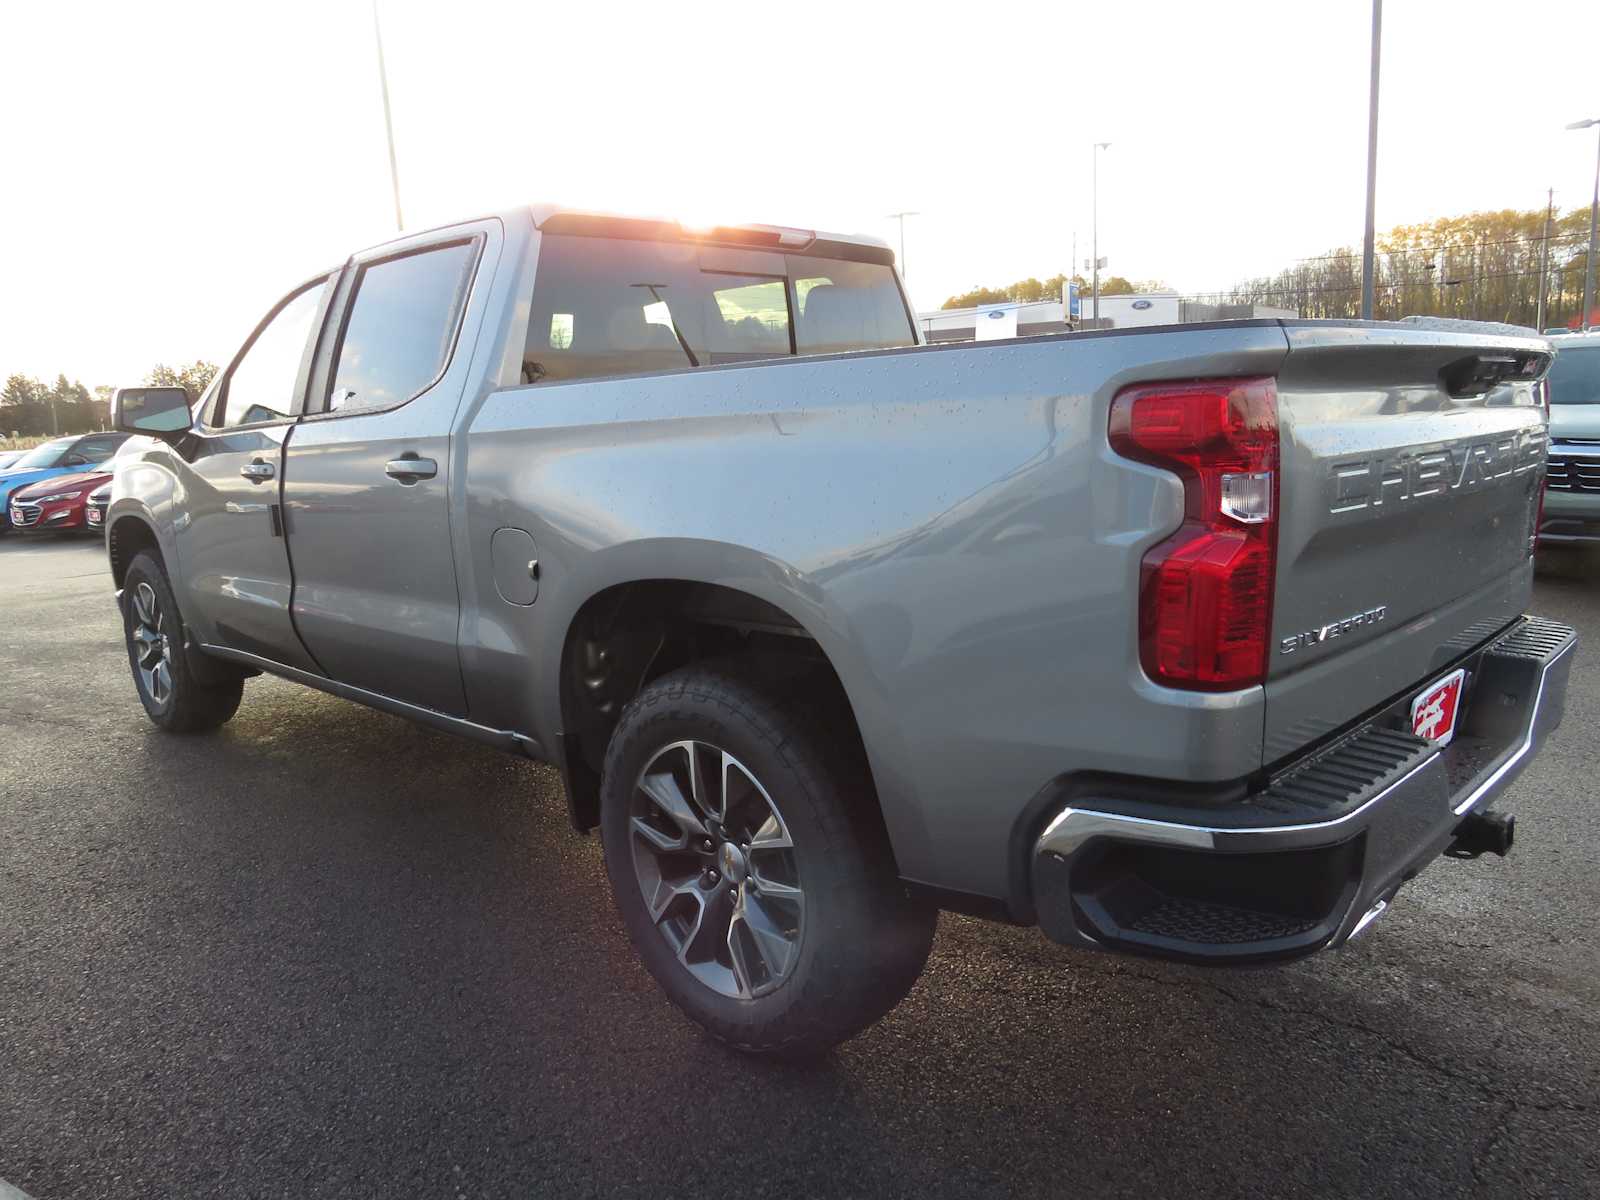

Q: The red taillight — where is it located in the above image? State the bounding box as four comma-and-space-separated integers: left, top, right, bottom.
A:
1109, 377, 1278, 691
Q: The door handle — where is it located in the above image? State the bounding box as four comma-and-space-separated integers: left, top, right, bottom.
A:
385, 456, 438, 483
240, 459, 276, 483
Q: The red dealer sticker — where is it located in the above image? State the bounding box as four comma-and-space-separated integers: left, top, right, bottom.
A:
1411, 668, 1466, 747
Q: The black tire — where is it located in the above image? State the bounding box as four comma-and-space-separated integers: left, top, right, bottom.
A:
600, 663, 936, 1056
122, 551, 244, 733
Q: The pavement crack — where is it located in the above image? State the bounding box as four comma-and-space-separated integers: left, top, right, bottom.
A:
1469, 1099, 1516, 1188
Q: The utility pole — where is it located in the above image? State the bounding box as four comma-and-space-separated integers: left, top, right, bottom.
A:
1537, 188, 1554, 331
886, 212, 919, 280
1470, 237, 1481, 321
1569, 118, 1600, 330
1360, 0, 1383, 320
1092, 142, 1110, 322
373, 0, 404, 233
1590, 133, 1600, 329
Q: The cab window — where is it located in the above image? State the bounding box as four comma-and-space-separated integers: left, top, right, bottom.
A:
324, 241, 477, 414
522, 234, 913, 386
791, 258, 916, 357
216, 278, 331, 428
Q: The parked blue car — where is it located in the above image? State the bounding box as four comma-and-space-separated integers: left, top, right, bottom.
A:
0, 433, 132, 531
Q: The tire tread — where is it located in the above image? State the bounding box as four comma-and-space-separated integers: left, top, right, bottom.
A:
600, 661, 934, 1056
123, 551, 244, 734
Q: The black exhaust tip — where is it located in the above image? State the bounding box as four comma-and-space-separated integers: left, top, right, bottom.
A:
1447, 810, 1516, 859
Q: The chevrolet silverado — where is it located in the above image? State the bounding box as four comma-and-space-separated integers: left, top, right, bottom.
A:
104, 205, 1574, 1054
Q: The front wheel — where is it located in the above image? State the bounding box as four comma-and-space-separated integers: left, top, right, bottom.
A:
600, 664, 935, 1056
122, 551, 244, 733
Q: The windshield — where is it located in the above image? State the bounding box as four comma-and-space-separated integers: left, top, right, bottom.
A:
7, 438, 73, 470
1548, 345, 1600, 404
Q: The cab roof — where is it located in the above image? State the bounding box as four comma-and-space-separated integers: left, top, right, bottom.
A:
528, 203, 896, 267
349, 204, 898, 270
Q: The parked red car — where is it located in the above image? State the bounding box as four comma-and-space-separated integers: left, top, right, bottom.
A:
7, 469, 113, 535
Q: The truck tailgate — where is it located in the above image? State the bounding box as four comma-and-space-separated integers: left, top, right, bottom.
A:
1264, 324, 1549, 763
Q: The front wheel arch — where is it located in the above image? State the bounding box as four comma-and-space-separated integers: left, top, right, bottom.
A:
108, 514, 163, 591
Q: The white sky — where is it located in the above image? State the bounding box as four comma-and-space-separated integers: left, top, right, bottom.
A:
3, 0, 1599, 386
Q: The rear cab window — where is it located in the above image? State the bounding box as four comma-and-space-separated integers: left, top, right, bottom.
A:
523, 230, 914, 385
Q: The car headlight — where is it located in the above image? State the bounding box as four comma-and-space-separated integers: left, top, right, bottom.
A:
33, 491, 82, 503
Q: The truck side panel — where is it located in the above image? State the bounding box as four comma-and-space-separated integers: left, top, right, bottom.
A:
459, 325, 1290, 899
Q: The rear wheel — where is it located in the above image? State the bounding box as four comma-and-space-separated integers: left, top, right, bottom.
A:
600, 663, 935, 1056
122, 551, 244, 733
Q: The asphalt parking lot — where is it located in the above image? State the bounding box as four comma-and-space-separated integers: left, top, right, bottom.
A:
1, 535, 1596, 1200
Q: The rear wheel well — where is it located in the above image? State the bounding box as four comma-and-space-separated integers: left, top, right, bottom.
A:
108, 516, 162, 591
558, 581, 874, 836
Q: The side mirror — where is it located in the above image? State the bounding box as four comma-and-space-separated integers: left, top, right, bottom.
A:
112, 386, 191, 438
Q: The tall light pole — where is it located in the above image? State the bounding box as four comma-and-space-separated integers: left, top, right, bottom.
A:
1567, 117, 1600, 331
1092, 142, 1110, 323
373, 0, 404, 233
1360, 0, 1383, 320
886, 212, 919, 280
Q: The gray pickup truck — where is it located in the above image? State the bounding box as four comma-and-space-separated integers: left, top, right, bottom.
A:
106, 206, 1574, 1054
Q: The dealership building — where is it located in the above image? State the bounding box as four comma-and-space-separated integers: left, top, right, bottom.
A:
919, 291, 1297, 343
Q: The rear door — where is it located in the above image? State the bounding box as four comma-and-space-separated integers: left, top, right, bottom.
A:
172, 275, 334, 670
1264, 325, 1549, 762
281, 223, 494, 716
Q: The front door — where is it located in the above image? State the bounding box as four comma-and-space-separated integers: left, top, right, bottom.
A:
281, 227, 493, 716
172, 275, 333, 671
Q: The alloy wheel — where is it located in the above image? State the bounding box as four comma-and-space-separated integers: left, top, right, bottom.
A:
629, 740, 805, 999
130, 580, 174, 706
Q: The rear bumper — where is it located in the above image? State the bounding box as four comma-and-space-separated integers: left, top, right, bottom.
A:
1030, 616, 1575, 964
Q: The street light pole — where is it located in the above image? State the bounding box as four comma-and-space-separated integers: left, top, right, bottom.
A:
1568, 118, 1600, 331
886, 212, 919, 281
373, 0, 404, 233
1360, 0, 1383, 320
1092, 142, 1110, 323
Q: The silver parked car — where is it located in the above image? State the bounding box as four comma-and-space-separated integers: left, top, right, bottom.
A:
1540, 332, 1600, 543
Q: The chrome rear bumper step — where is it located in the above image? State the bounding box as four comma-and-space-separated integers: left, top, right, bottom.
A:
1030, 615, 1576, 965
